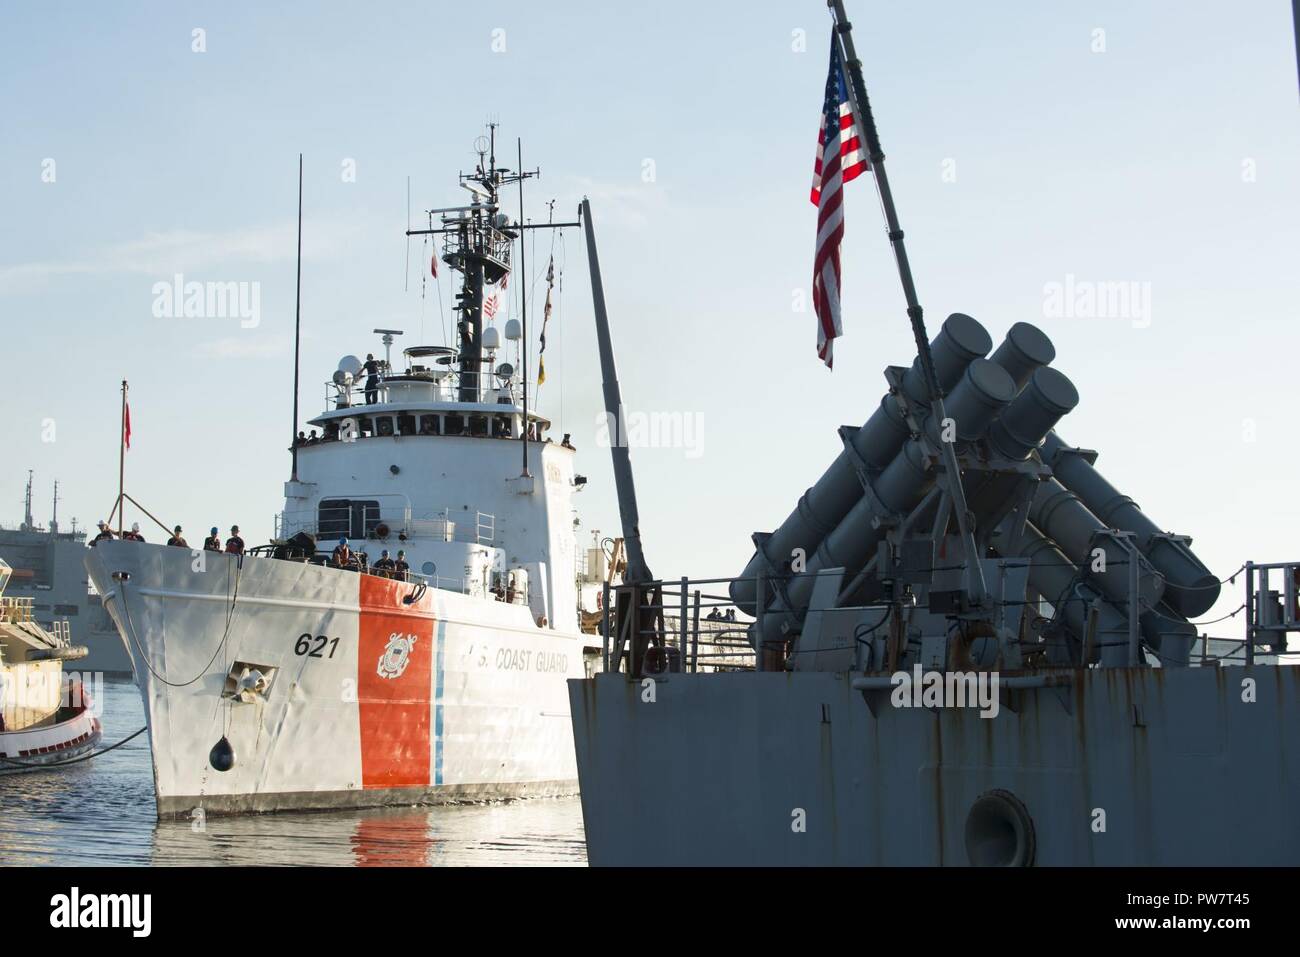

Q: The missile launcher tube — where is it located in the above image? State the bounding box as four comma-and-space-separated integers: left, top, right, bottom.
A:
989, 321, 1057, 391
921, 359, 1019, 446
988, 367, 1079, 460
1140, 604, 1196, 667
1041, 431, 1221, 617
731, 313, 992, 614
1018, 524, 1133, 667
1029, 477, 1166, 609
901, 313, 993, 403
761, 360, 1018, 642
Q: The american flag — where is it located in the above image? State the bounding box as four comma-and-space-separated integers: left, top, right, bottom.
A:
483, 290, 499, 319
810, 38, 868, 369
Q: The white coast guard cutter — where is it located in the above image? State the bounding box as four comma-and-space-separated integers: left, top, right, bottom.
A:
85, 132, 606, 817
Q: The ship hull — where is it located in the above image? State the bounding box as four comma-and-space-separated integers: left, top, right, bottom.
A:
86, 542, 590, 819
0, 675, 102, 774
568, 668, 1300, 865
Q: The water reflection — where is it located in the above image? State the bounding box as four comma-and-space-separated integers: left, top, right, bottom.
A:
0, 677, 585, 867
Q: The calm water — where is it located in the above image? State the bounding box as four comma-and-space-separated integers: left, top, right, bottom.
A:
0, 677, 587, 866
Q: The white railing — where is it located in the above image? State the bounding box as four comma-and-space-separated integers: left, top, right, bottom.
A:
275, 506, 495, 548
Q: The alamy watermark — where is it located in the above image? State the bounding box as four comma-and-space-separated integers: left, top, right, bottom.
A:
151, 273, 260, 328
0, 669, 105, 717
1043, 273, 1151, 328
595, 406, 704, 459
890, 665, 1000, 718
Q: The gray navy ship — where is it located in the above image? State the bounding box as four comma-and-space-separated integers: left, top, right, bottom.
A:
0, 474, 132, 675
565, 0, 1300, 866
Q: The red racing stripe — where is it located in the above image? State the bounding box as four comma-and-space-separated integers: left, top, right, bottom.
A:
358, 575, 434, 789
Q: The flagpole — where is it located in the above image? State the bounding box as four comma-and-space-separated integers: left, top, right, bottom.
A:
827, 0, 988, 605
117, 379, 127, 536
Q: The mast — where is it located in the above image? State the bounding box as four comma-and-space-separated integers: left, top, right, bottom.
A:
405, 127, 578, 419
23, 470, 33, 529
517, 137, 529, 477
827, 0, 987, 606
51, 479, 59, 534
117, 380, 127, 536
582, 198, 651, 586
291, 154, 304, 480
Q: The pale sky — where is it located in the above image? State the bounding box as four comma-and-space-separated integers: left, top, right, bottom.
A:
2, 1, 1298, 635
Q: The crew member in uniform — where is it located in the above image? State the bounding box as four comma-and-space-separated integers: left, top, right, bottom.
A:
362, 353, 381, 404
203, 527, 222, 551
123, 522, 145, 542
90, 521, 115, 546
372, 549, 395, 577
332, 536, 352, 569
167, 526, 187, 547
225, 525, 245, 555
394, 550, 410, 582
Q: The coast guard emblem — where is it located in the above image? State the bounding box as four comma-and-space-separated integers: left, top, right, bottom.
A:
377, 632, 417, 679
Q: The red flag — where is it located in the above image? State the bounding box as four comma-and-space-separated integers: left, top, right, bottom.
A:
430, 253, 438, 278
124, 401, 131, 450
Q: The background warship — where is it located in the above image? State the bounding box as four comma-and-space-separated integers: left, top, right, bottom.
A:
0, 473, 131, 675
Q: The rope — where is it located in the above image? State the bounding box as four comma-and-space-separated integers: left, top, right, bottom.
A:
117, 554, 243, 688
0, 725, 147, 769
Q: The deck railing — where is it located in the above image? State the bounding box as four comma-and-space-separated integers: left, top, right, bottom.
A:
597, 564, 1300, 679
0, 596, 34, 624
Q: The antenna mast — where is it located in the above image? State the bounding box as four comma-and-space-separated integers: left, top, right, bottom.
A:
23, 469, 33, 529
517, 138, 531, 477
404, 125, 579, 444
291, 154, 304, 481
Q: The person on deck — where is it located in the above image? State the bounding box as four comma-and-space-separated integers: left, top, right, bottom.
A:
393, 550, 410, 582
362, 353, 381, 405
372, 549, 395, 577
561, 433, 575, 449
90, 521, 115, 546
332, 537, 352, 569
225, 525, 245, 555
123, 523, 145, 542
203, 527, 222, 551
167, 526, 187, 547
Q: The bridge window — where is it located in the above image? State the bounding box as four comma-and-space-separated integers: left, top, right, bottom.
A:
318, 499, 381, 540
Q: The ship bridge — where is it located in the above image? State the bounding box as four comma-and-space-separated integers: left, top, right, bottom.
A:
305, 344, 552, 444
282, 338, 581, 630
